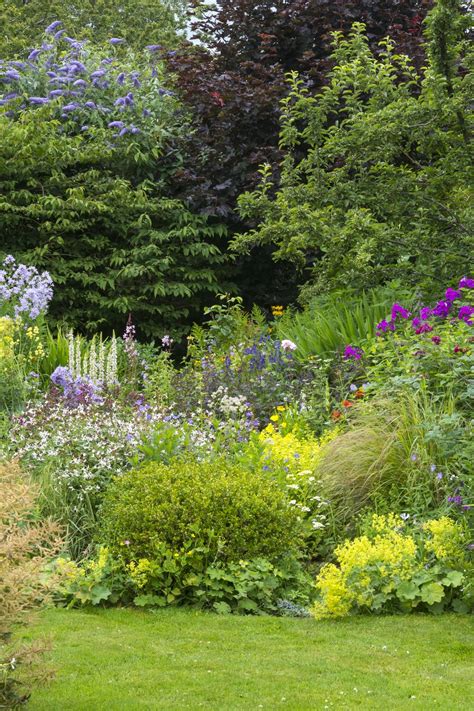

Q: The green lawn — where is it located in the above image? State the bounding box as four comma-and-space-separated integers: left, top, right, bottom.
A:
25, 608, 473, 710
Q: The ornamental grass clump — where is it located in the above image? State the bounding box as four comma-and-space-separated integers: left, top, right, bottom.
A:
316, 392, 455, 524
313, 513, 472, 619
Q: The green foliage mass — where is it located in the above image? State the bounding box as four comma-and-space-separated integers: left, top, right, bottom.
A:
0, 45, 227, 338
55, 545, 311, 615
99, 458, 302, 563
0, 0, 184, 57
233, 0, 473, 297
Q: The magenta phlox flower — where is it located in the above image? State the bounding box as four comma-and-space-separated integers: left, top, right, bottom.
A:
445, 287, 461, 302
391, 303, 411, 320
343, 345, 363, 361
415, 323, 433, 334
431, 336, 441, 345
432, 300, 451, 318
459, 276, 474, 289
376, 319, 395, 334
458, 305, 474, 324
419, 306, 432, 320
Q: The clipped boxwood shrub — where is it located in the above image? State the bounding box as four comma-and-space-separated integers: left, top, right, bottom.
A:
99, 458, 301, 562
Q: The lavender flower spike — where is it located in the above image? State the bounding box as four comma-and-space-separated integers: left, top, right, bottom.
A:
46, 21, 63, 34
28, 49, 42, 61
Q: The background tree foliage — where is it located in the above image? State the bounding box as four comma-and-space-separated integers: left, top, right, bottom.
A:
232, 0, 473, 299
165, 0, 434, 304
167, 1, 433, 218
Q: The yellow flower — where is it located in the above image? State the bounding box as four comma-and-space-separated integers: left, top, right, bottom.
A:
313, 513, 421, 619
423, 517, 466, 564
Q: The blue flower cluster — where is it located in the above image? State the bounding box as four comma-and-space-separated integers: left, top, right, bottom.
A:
50, 365, 104, 406
0, 255, 53, 320
0, 21, 174, 137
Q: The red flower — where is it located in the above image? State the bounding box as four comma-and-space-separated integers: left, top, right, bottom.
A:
342, 400, 353, 408
331, 410, 342, 420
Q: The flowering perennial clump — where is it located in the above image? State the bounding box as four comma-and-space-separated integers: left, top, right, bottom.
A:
0, 24, 173, 137
313, 514, 470, 619
376, 277, 474, 337
67, 330, 118, 387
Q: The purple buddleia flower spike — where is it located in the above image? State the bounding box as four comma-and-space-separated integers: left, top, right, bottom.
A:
46, 21, 63, 34
5, 69, 20, 81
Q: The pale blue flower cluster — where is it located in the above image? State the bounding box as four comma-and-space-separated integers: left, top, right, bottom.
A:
0, 255, 53, 320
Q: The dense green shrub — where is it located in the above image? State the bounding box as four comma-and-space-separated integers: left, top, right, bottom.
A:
99, 459, 302, 562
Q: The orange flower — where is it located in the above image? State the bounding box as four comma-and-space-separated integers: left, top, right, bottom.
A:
355, 389, 364, 399
331, 410, 342, 420
342, 400, 353, 408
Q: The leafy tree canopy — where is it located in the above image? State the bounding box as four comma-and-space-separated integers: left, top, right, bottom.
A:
232, 0, 473, 299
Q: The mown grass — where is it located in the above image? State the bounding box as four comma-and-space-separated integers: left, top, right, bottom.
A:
24, 608, 474, 710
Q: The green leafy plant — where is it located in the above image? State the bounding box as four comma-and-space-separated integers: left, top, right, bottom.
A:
276, 285, 415, 361
55, 543, 312, 615
313, 513, 473, 618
